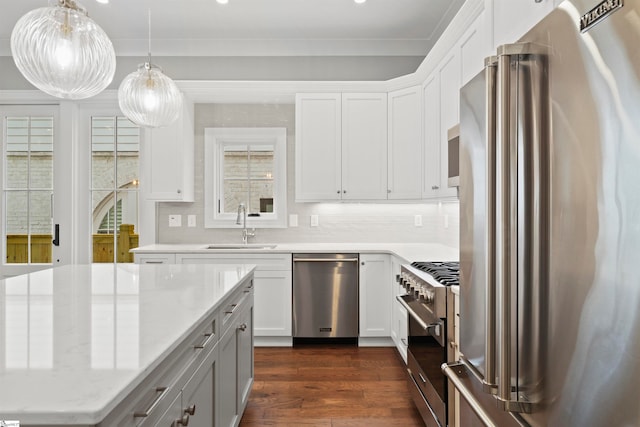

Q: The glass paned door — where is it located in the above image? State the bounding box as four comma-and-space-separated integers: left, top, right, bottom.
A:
91, 116, 140, 263
1, 108, 56, 276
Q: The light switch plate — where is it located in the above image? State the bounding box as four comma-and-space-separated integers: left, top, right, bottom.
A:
187, 215, 196, 227
310, 214, 319, 227
414, 214, 423, 227
444, 214, 449, 229
169, 214, 182, 227
289, 214, 298, 227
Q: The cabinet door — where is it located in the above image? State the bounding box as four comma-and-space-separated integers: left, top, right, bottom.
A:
422, 74, 441, 199
152, 392, 183, 427
492, 0, 554, 49
144, 95, 194, 202
459, 11, 489, 87
387, 86, 422, 200
341, 93, 388, 200
295, 93, 342, 201
218, 326, 238, 427
237, 304, 254, 413
438, 52, 461, 199
359, 254, 391, 337
181, 347, 216, 427
254, 269, 292, 337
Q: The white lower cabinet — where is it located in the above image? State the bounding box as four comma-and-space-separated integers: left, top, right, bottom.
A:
173, 253, 292, 344
135, 253, 176, 264
390, 255, 408, 362
359, 253, 391, 339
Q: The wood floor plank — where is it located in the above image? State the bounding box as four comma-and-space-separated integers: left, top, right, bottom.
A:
238, 345, 425, 427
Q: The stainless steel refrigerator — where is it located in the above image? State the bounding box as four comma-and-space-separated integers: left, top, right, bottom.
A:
444, 0, 640, 425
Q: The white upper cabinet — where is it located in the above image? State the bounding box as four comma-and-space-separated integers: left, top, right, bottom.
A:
341, 93, 388, 200
422, 75, 441, 199
387, 86, 422, 200
295, 93, 342, 201
437, 52, 461, 200
295, 93, 388, 202
491, 0, 555, 49
143, 94, 194, 202
423, 9, 489, 199
459, 10, 490, 87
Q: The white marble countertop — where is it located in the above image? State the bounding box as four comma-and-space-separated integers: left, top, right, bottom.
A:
0, 263, 255, 425
131, 242, 459, 263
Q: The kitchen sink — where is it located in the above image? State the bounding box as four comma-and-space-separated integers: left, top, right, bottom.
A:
205, 244, 277, 250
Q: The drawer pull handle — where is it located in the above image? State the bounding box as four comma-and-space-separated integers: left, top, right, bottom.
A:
184, 404, 196, 415
133, 386, 169, 418
224, 303, 238, 314
193, 333, 215, 349
418, 372, 427, 384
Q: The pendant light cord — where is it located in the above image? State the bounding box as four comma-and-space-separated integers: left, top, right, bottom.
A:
147, 9, 152, 64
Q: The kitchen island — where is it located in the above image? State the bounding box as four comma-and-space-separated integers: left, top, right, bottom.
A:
0, 263, 255, 426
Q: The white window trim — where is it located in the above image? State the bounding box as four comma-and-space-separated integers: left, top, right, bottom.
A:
204, 127, 287, 228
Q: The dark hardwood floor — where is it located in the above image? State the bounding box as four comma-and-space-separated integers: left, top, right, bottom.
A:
239, 344, 425, 427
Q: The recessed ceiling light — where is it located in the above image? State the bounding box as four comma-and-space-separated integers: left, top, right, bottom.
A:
354, 0, 367, 3
95, 0, 109, 4
217, 0, 229, 4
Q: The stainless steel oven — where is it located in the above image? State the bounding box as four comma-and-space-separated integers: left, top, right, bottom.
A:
397, 262, 459, 427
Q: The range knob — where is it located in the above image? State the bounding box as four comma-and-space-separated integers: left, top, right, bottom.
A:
423, 290, 435, 304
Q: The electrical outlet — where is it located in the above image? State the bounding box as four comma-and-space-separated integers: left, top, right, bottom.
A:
414, 214, 423, 227
310, 214, 319, 227
187, 215, 196, 227
169, 214, 182, 227
289, 214, 298, 227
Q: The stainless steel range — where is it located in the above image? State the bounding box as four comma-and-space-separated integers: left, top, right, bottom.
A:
396, 261, 459, 427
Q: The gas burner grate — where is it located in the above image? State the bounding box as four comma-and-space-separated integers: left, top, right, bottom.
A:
410, 261, 460, 286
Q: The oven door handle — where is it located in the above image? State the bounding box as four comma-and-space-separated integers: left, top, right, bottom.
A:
395, 295, 440, 335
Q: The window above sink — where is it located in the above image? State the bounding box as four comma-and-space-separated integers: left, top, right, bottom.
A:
204, 127, 287, 228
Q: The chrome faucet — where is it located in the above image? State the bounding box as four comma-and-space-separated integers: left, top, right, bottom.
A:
236, 203, 256, 244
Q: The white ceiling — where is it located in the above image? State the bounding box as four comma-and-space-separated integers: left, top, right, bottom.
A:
0, 0, 465, 57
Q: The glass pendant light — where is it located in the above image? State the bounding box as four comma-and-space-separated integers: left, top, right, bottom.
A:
10, 0, 116, 100
118, 10, 182, 128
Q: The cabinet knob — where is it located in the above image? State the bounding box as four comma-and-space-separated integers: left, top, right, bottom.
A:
175, 414, 190, 426
184, 405, 196, 416
387, 189, 391, 193
343, 190, 346, 194
177, 189, 182, 194
238, 323, 248, 332
432, 185, 439, 190
337, 190, 340, 194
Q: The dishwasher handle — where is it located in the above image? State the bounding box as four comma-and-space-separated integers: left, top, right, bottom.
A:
293, 257, 359, 262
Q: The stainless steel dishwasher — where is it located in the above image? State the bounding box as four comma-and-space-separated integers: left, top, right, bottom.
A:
292, 253, 359, 338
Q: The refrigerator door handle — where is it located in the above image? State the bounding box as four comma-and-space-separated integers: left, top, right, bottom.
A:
495, 50, 515, 407
494, 41, 545, 414
443, 362, 499, 427
483, 55, 498, 394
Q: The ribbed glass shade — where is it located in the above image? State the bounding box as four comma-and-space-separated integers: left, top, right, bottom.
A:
118, 63, 182, 128
10, 2, 116, 100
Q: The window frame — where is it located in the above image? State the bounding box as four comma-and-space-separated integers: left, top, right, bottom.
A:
204, 127, 287, 228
